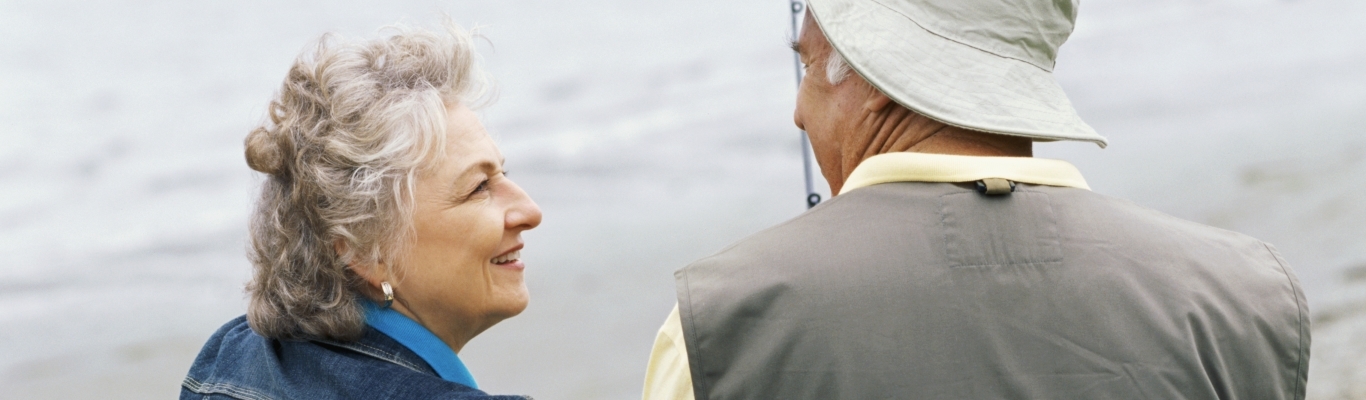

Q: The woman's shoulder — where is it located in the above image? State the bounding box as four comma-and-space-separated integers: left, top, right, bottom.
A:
181, 315, 530, 400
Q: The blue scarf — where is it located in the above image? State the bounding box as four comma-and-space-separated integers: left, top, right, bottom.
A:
361, 300, 479, 389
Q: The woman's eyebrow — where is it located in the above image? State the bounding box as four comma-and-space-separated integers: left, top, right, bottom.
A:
452, 159, 499, 185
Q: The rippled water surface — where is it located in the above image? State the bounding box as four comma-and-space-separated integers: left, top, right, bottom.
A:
2, 0, 1364, 398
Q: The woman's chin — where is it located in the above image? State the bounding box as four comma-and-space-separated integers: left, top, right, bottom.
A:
504, 300, 529, 319
490, 284, 530, 319
478, 264, 530, 321
508, 286, 531, 315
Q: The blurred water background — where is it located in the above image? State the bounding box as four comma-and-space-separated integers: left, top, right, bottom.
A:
1, 0, 1364, 398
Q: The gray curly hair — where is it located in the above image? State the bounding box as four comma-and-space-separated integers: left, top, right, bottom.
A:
242, 22, 489, 341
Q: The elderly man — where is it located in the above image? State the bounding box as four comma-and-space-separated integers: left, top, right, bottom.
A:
642, 0, 1309, 399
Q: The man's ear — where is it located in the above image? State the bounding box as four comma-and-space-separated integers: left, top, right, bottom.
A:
862, 84, 894, 113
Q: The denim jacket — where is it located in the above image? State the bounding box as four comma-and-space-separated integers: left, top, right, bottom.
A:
181, 315, 531, 399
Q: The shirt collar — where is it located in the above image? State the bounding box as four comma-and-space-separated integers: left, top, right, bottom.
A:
361, 300, 479, 389
840, 152, 1090, 195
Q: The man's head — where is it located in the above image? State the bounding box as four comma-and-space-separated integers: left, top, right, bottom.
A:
793, 10, 1032, 194
794, 0, 1106, 194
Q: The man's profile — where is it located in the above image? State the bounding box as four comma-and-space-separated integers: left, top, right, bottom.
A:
642, 0, 1310, 399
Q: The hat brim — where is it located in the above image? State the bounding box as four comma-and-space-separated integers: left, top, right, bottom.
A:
809, 0, 1108, 148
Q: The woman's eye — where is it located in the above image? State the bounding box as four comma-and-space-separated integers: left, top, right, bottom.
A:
472, 179, 490, 194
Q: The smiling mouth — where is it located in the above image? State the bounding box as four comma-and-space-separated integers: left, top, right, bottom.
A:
491, 250, 521, 265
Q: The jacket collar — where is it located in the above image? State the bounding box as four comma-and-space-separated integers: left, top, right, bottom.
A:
358, 300, 480, 389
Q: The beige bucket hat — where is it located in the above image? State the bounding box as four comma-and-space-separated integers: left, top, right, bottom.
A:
807, 0, 1108, 147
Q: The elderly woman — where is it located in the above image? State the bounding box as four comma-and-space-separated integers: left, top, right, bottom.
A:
181, 23, 540, 399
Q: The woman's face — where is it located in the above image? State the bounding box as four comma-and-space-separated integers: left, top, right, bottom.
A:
392, 103, 542, 352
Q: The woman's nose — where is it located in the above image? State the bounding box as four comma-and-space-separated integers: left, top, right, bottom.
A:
504, 181, 542, 231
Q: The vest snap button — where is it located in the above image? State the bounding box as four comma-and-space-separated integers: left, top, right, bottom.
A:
975, 178, 1016, 195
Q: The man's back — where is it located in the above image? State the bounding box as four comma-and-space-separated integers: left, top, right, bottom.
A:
675, 181, 1308, 399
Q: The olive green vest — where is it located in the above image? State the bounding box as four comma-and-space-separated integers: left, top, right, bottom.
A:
675, 182, 1308, 399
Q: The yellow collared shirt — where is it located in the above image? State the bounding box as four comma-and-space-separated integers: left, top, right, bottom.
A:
642, 152, 1090, 400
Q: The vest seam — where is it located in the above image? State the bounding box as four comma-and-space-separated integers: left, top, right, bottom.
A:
1262, 241, 1307, 400
936, 190, 1064, 269
677, 272, 710, 399
949, 260, 1063, 269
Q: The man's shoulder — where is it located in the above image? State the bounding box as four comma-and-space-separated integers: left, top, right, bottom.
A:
683, 181, 1283, 277
1046, 184, 1277, 256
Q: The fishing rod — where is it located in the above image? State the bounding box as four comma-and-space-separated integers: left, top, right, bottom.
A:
790, 0, 821, 209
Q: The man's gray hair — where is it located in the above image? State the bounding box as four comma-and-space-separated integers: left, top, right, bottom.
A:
241, 21, 489, 341
826, 49, 852, 85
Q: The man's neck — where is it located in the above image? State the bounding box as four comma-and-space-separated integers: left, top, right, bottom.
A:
830, 114, 1032, 194
907, 127, 1034, 158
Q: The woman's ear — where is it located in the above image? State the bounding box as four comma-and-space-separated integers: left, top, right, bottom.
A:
335, 239, 383, 289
